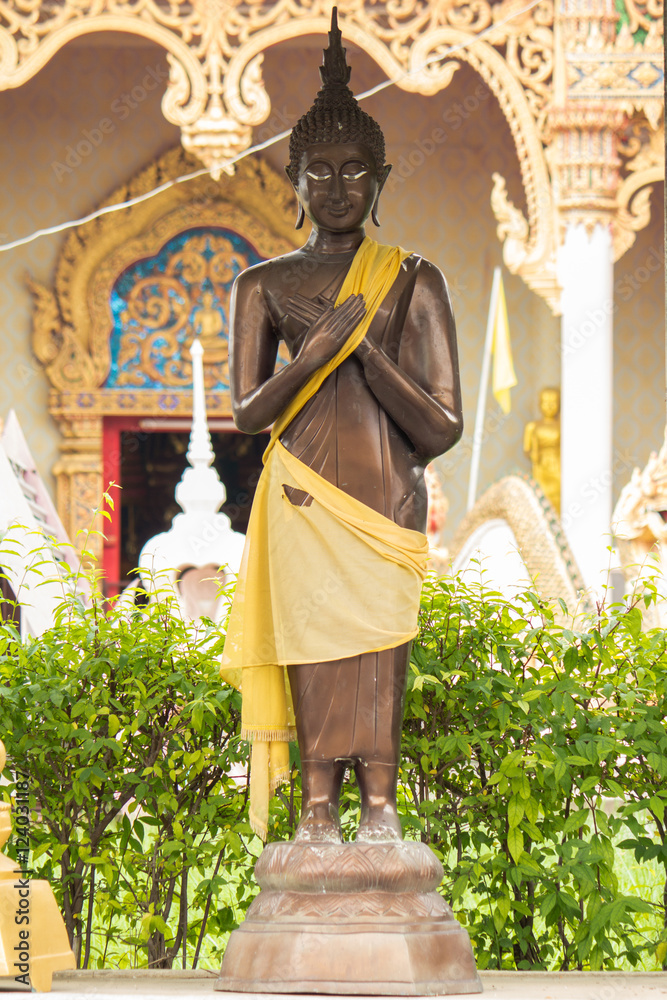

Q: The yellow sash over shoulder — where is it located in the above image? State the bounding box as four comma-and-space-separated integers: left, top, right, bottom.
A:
220, 237, 429, 839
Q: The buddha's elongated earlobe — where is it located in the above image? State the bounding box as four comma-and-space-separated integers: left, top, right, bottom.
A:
285, 166, 305, 230
372, 164, 392, 227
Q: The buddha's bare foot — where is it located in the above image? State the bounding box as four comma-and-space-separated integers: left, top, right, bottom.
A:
294, 804, 343, 844
355, 803, 403, 843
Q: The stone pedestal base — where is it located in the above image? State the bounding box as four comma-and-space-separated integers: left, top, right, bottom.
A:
215, 842, 482, 996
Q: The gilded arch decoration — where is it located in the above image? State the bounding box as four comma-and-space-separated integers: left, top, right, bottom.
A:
449, 474, 586, 610
0, 0, 561, 308
0, 0, 663, 307
27, 146, 301, 554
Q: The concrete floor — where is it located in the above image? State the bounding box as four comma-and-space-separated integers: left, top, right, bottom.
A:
0, 970, 665, 999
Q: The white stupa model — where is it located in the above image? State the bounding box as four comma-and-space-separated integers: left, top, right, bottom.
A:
133, 339, 246, 623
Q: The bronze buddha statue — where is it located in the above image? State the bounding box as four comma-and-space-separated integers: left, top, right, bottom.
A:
222, 9, 463, 845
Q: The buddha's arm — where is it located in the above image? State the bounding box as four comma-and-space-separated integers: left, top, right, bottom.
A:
355, 261, 463, 461
230, 268, 366, 434
523, 422, 537, 460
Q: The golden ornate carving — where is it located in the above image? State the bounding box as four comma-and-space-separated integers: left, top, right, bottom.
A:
565, 18, 663, 130
51, 417, 104, 560
29, 147, 298, 392
613, 119, 664, 258
546, 106, 664, 256
28, 146, 299, 551
547, 106, 625, 236
546, 0, 663, 259
449, 474, 585, 609
0, 0, 562, 308
104, 230, 248, 389
459, 37, 559, 313
0, 1, 268, 179
620, 0, 663, 36
490, 171, 558, 313
613, 429, 667, 629
0, 0, 554, 118
2, 0, 662, 306
487, 0, 555, 136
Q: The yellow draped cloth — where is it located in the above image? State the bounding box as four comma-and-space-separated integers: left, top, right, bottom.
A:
220, 237, 430, 839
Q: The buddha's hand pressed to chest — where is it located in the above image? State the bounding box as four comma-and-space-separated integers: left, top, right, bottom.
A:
288, 292, 367, 374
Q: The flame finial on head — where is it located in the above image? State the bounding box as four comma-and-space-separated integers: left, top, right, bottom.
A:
286, 6, 387, 183
320, 8, 351, 89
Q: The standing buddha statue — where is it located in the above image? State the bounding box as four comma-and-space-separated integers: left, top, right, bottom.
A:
220, 8, 463, 845
524, 387, 561, 514
216, 12, 480, 994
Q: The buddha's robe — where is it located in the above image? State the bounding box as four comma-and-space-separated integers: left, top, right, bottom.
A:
282, 253, 427, 765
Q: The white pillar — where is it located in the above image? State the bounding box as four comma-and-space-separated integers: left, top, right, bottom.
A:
558, 222, 614, 592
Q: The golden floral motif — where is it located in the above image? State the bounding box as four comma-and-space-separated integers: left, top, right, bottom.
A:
620, 119, 664, 172
613, 123, 663, 259
632, 61, 660, 87
622, 0, 663, 36
116, 333, 147, 388
125, 276, 190, 332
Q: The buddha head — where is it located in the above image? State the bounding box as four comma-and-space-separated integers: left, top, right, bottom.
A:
286, 8, 391, 231
539, 387, 560, 420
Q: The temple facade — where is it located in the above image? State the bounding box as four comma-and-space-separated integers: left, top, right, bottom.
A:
0, 0, 663, 594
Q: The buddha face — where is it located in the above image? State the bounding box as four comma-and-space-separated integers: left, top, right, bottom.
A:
296, 141, 379, 233
540, 388, 560, 419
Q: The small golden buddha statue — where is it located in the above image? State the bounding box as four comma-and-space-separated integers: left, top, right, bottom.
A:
191, 291, 228, 364
524, 386, 561, 514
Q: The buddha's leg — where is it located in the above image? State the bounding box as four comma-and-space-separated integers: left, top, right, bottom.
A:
288, 643, 411, 842
288, 662, 347, 842
354, 760, 402, 842
295, 757, 346, 843
354, 642, 410, 842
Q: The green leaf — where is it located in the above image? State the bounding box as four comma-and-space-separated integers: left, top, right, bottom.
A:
517, 775, 531, 800
624, 606, 642, 640
507, 826, 524, 863
563, 646, 579, 672
192, 700, 204, 732
563, 692, 575, 722
508, 795, 524, 828
554, 760, 568, 785
649, 795, 666, 817
524, 796, 539, 825
450, 875, 468, 902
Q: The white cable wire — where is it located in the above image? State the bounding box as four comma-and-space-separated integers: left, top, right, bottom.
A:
0, 0, 540, 256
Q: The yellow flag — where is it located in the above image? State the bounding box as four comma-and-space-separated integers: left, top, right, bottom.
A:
491, 274, 517, 414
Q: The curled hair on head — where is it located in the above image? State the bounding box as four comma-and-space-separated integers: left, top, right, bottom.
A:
286, 7, 386, 184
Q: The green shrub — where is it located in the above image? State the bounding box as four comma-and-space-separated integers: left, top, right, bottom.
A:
401, 574, 667, 971
0, 560, 665, 971
0, 582, 256, 969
